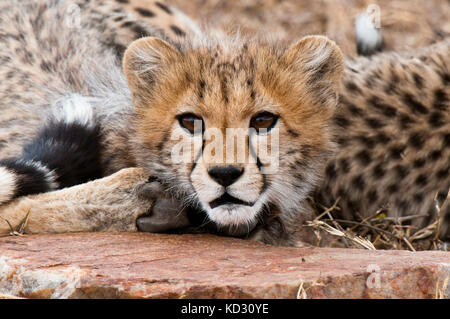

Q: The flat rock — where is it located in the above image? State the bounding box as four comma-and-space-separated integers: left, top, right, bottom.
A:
0, 233, 449, 298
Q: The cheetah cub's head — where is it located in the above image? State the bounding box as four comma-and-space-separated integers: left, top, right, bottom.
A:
123, 34, 343, 234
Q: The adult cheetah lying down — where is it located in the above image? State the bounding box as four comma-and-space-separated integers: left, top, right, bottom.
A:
0, 0, 448, 246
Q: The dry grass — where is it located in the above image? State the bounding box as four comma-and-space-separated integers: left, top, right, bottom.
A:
0, 209, 30, 237
305, 190, 449, 251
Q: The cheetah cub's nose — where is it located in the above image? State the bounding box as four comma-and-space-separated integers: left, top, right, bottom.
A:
208, 166, 244, 187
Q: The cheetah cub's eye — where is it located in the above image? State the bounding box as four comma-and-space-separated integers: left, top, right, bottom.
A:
177, 113, 204, 134
250, 112, 279, 133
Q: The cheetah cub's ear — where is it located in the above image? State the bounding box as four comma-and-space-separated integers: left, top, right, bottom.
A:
123, 37, 182, 105
283, 36, 344, 107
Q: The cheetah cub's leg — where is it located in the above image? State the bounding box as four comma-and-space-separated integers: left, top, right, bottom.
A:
0, 168, 155, 235
0, 94, 190, 235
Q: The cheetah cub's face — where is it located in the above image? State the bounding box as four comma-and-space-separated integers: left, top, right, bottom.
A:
123, 34, 343, 232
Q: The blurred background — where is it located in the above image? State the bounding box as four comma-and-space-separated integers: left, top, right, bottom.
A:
168, 0, 450, 56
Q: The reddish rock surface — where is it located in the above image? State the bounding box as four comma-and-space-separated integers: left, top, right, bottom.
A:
0, 233, 449, 298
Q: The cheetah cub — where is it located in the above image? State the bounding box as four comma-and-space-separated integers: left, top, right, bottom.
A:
0, 0, 448, 246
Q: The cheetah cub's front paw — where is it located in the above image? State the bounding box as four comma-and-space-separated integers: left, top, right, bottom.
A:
135, 179, 190, 233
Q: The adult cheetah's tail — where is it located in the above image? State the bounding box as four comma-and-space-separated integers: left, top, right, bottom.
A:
355, 12, 383, 56
0, 94, 103, 205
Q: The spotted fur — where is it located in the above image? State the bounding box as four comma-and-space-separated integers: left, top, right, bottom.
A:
0, 0, 197, 202
319, 40, 450, 240
0, 0, 448, 246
